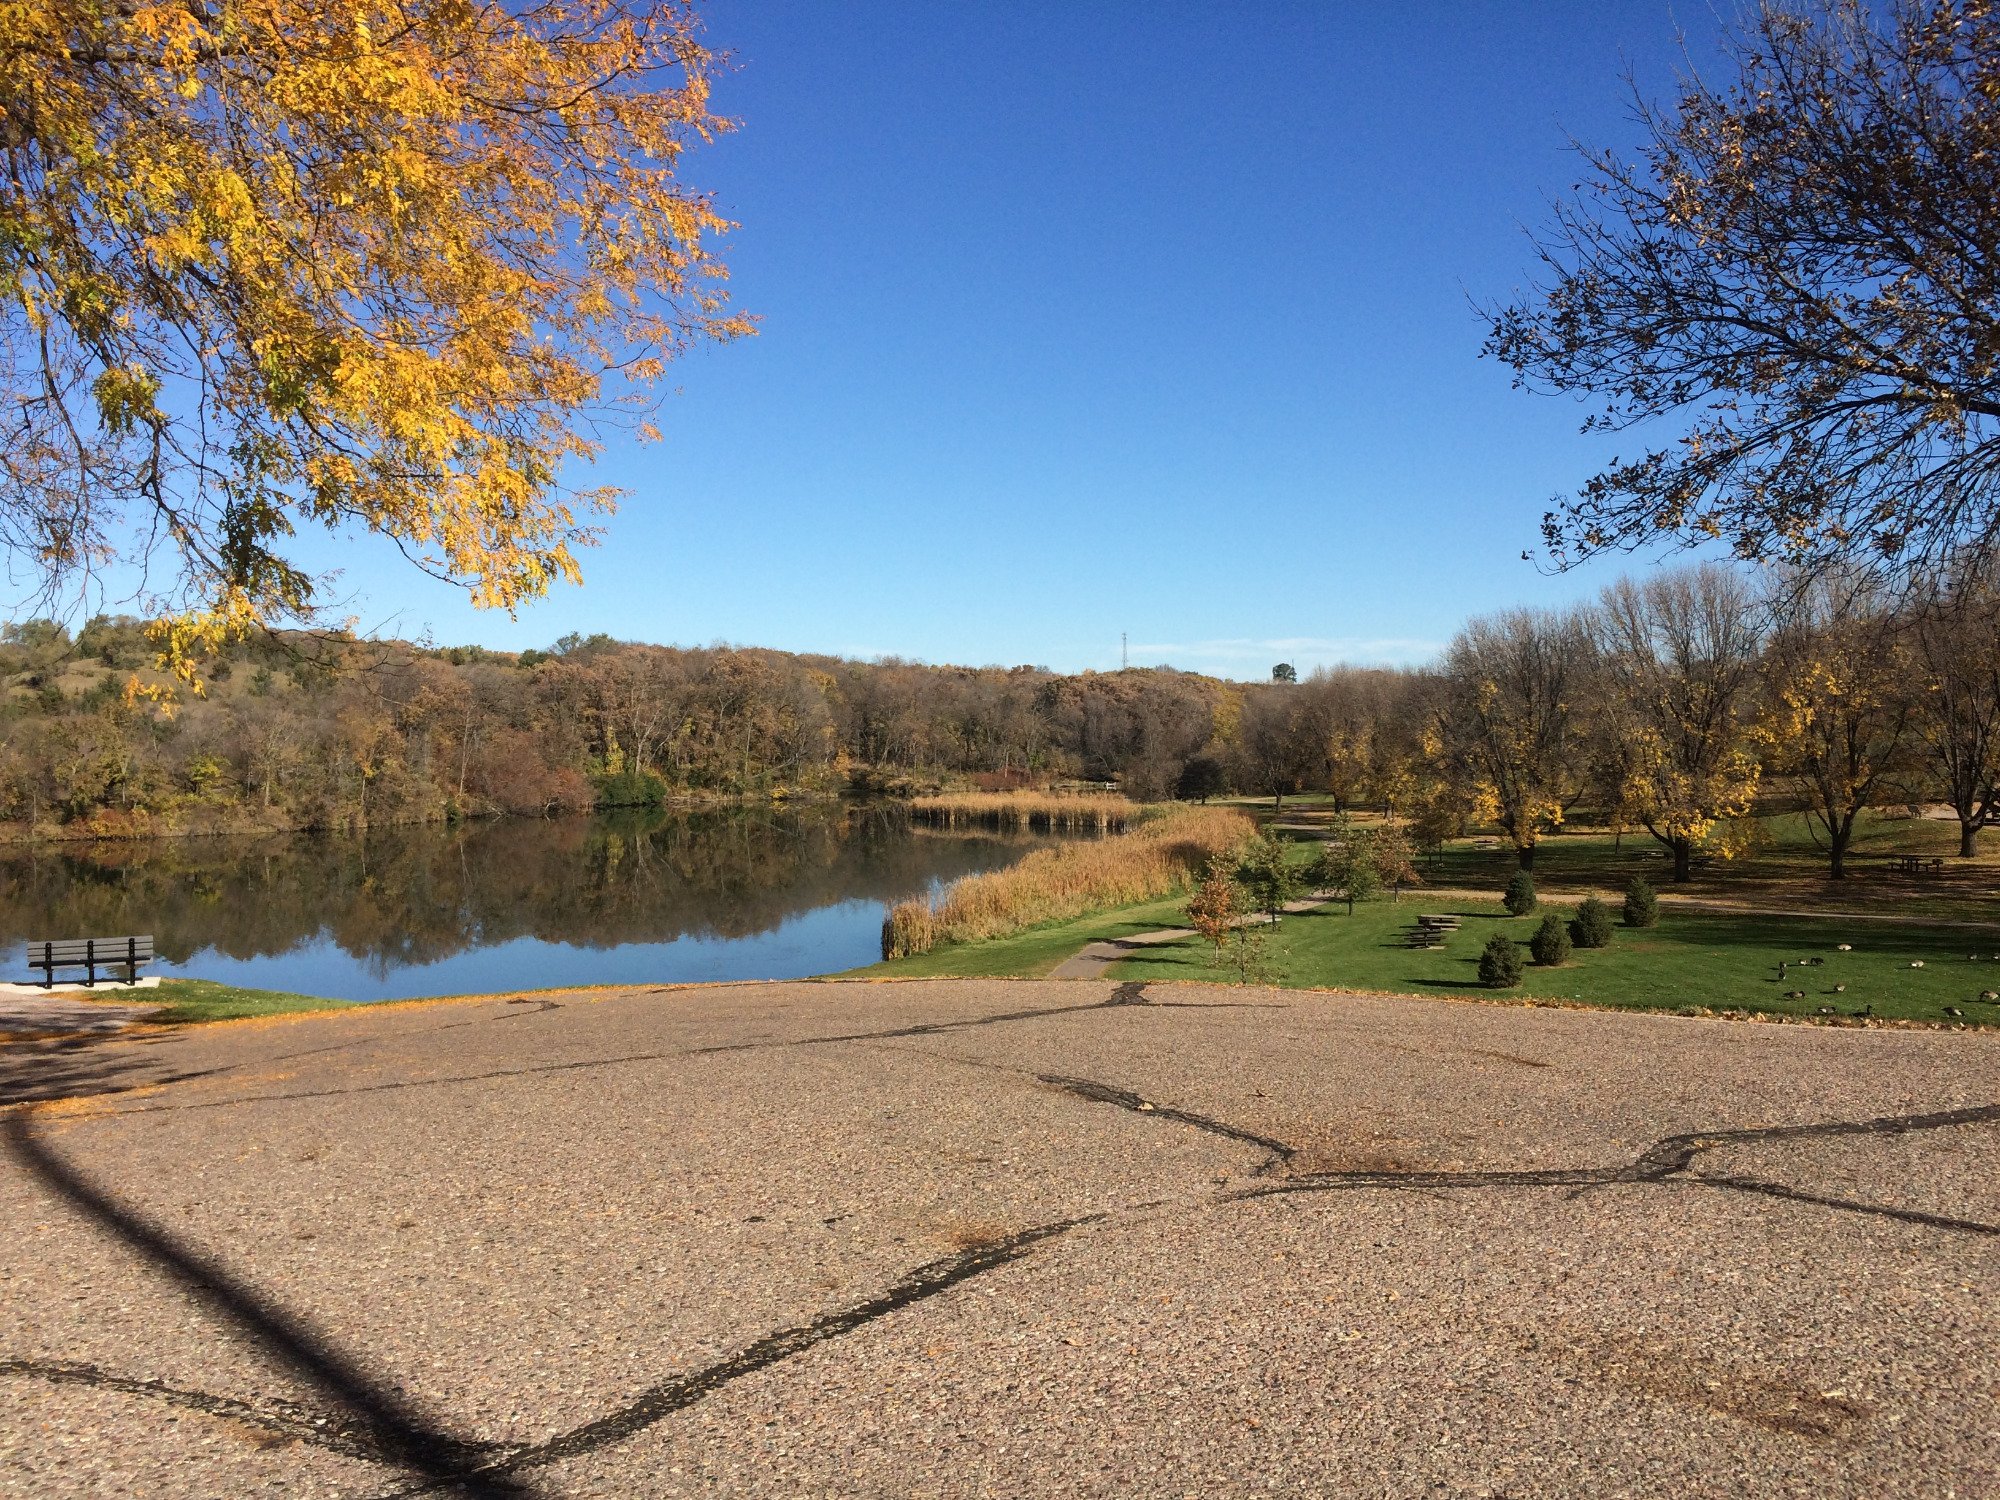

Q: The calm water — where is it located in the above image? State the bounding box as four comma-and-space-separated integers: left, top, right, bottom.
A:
0, 805, 1048, 1000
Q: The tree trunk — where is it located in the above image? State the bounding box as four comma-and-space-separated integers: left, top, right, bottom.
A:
1671, 838, 1693, 883
1962, 821, 1981, 859
1517, 844, 1535, 870
1829, 833, 1850, 880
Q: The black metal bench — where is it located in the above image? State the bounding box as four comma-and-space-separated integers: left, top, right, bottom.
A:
26, 936, 155, 988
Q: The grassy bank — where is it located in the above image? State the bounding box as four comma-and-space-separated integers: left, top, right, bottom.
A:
141, 979, 354, 1023
882, 803, 1252, 958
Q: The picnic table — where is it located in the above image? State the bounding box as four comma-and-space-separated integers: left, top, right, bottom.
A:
1406, 914, 1461, 949
1891, 855, 1945, 877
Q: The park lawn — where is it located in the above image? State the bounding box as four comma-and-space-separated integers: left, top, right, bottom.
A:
1253, 804, 2000, 921
145, 978, 355, 1023
847, 893, 1197, 979
1105, 898, 2000, 1024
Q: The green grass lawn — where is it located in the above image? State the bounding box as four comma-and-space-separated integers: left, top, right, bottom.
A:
1110, 898, 2000, 1023
144, 979, 354, 1023
863, 877, 2000, 1024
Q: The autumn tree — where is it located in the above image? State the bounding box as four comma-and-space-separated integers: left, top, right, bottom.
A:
1235, 687, 1322, 813
1437, 608, 1594, 869
1184, 858, 1240, 962
1909, 562, 2000, 855
1488, 0, 2000, 574
0, 0, 750, 673
1759, 571, 1918, 878
1589, 564, 1766, 881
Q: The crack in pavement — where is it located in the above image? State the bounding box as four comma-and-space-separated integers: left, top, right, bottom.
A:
367, 1217, 1103, 1498
1036, 1073, 1298, 1170
1235, 1102, 2000, 1238
0, 1358, 517, 1468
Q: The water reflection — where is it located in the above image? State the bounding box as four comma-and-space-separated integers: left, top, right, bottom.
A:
0, 804, 1046, 1000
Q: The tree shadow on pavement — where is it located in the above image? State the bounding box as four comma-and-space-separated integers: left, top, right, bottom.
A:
0, 1030, 216, 1107
2, 1111, 537, 1498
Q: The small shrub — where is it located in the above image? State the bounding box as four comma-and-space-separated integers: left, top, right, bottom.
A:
1503, 870, 1537, 916
1530, 912, 1572, 967
1478, 933, 1525, 988
1570, 897, 1614, 949
1623, 876, 1659, 928
1185, 858, 1240, 962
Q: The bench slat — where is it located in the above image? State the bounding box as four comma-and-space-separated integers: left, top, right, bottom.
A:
28, 937, 154, 954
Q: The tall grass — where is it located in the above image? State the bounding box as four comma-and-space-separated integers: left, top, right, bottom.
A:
908, 791, 1135, 833
882, 803, 1254, 958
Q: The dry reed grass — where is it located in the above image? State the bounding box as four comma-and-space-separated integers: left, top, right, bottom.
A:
908, 791, 1135, 833
882, 803, 1254, 958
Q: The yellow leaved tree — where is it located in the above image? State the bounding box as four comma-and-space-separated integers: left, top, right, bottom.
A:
1589, 565, 1765, 882
0, 0, 751, 679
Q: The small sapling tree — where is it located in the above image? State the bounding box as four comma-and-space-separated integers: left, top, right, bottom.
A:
1314, 817, 1381, 914
1371, 822, 1421, 902
1503, 870, 1537, 917
1238, 831, 1301, 926
1185, 859, 1240, 966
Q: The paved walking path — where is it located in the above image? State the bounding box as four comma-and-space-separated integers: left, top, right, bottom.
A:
1045, 897, 1333, 978
2, 978, 1994, 1497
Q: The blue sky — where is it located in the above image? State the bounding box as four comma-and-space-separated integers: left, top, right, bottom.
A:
243, 2, 1724, 676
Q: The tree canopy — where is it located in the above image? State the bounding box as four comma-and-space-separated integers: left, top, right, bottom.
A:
1487, 0, 2000, 576
0, 0, 750, 674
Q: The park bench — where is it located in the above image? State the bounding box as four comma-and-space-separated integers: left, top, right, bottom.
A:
25, 935, 155, 988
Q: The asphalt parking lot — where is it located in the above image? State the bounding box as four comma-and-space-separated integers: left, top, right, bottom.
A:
2, 978, 1995, 1497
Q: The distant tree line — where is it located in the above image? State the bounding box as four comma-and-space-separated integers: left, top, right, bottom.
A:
2, 559, 1996, 878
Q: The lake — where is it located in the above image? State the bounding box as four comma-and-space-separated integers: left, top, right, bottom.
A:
0, 804, 1051, 1001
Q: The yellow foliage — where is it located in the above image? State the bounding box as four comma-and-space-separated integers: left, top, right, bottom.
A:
0, 0, 752, 678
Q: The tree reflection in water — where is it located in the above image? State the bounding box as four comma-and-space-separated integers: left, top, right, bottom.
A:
0, 804, 1050, 999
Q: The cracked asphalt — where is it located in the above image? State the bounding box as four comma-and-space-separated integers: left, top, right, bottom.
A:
1, 978, 1995, 1498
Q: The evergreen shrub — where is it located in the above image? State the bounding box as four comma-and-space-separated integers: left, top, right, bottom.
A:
1623, 876, 1660, 928
1571, 897, 1614, 949
1530, 912, 1572, 967
1503, 870, 1537, 916
1479, 933, 1525, 988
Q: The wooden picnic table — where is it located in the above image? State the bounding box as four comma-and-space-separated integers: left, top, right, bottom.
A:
1891, 855, 1945, 877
